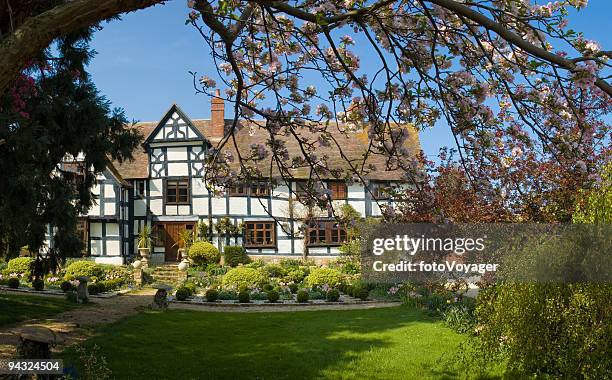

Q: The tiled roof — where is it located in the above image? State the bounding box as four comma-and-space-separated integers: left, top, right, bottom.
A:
112, 118, 420, 181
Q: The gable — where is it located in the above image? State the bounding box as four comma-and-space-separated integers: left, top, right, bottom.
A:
144, 104, 208, 145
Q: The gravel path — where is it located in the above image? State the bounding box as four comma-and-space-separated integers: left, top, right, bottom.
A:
0, 288, 156, 359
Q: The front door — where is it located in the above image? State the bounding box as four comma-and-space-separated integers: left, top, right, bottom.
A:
162, 223, 194, 262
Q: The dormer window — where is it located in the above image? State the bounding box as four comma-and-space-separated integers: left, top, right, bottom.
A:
370, 181, 391, 200
327, 181, 347, 200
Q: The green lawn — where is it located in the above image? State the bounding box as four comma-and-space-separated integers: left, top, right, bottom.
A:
0, 292, 76, 326
62, 306, 501, 380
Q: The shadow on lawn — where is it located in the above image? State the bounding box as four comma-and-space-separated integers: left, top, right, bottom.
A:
62, 306, 470, 379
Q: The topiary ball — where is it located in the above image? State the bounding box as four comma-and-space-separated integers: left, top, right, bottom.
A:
288, 283, 299, 294
8, 277, 19, 289
326, 289, 340, 302
238, 290, 250, 303
60, 281, 73, 292
262, 283, 274, 292
205, 289, 219, 302
267, 290, 280, 303
175, 287, 190, 301
344, 285, 354, 296
182, 282, 197, 296
297, 290, 309, 303
88, 283, 102, 295
189, 241, 221, 266
32, 278, 44, 291
356, 288, 369, 301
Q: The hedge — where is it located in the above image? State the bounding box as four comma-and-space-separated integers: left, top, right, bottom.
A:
64, 261, 105, 281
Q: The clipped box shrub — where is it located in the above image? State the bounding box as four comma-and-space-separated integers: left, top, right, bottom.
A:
288, 283, 298, 294
98, 278, 124, 292
267, 290, 280, 303
7, 257, 35, 277
222, 267, 269, 290
175, 287, 190, 301
356, 288, 369, 301
237, 290, 250, 303
303, 268, 342, 288
32, 278, 44, 291
87, 283, 103, 295
8, 277, 20, 289
189, 241, 220, 266
326, 289, 340, 302
223, 246, 250, 267
182, 281, 197, 296
64, 260, 105, 281
297, 290, 309, 303
205, 289, 219, 302
262, 284, 274, 292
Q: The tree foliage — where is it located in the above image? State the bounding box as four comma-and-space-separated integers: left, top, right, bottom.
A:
0, 27, 141, 260
183, 0, 609, 220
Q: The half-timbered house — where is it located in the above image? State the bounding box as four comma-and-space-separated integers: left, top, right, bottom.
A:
51, 93, 420, 265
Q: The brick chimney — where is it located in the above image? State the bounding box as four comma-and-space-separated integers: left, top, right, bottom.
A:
210, 89, 225, 139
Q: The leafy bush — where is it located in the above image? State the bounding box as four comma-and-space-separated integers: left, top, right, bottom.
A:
217, 290, 237, 300
262, 284, 274, 292
267, 290, 280, 303
223, 246, 250, 267
222, 267, 269, 290
355, 288, 369, 301
244, 259, 265, 269
8, 277, 19, 289
88, 283, 103, 295
175, 287, 191, 301
303, 268, 342, 288
60, 281, 74, 292
32, 278, 44, 291
279, 258, 302, 269
98, 278, 124, 292
343, 285, 354, 296
263, 264, 284, 278
326, 289, 340, 302
237, 290, 250, 303
189, 241, 221, 266
283, 267, 309, 283
7, 257, 35, 277
64, 261, 105, 281
309, 289, 326, 300
182, 282, 197, 296
473, 283, 612, 378
288, 283, 298, 294
297, 290, 309, 303
205, 289, 219, 302
443, 304, 475, 334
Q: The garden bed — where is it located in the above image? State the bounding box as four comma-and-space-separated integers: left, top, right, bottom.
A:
0, 285, 131, 299
170, 293, 398, 307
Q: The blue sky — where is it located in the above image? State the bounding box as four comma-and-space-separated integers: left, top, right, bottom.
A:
88, 1, 611, 158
